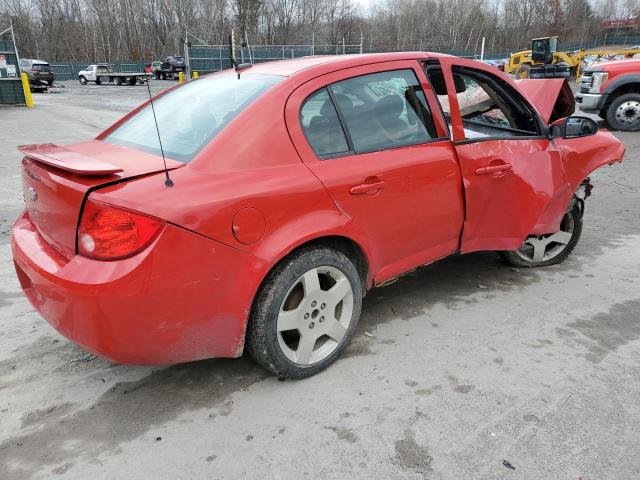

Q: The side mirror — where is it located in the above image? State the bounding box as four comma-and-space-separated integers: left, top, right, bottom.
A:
550, 116, 598, 139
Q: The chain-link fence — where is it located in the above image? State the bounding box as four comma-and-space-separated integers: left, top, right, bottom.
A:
44, 35, 640, 81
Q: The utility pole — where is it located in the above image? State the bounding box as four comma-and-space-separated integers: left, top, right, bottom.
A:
480, 36, 486, 61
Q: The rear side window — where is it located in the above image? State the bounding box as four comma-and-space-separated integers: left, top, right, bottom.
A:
105, 73, 283, 163
300, 89, 350, 157
330, 69, 438, 153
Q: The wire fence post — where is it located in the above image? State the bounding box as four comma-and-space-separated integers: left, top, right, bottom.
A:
184, 27, 190, 78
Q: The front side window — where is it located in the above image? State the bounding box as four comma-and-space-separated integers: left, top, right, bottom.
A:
427, 67, 539, 139
105, 73, 283, 163
330, 69, 438, 153
300, 88, 350, 157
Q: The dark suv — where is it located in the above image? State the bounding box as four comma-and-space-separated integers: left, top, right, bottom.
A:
160, 56, 186, 73
19, 59, 54, 87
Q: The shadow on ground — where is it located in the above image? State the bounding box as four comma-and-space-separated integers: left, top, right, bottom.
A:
0, 358, 267, 480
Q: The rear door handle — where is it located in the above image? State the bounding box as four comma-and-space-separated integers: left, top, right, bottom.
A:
475, 163, 512, 175
350, 181, 386, 195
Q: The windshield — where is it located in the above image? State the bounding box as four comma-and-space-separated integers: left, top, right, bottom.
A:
104, 73, 283, 163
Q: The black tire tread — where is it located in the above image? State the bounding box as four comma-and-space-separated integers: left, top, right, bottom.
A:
246, 245, 362, 379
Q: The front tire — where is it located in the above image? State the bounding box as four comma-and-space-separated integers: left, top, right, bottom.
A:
605, 93, 640, 131
501, 201, 583, 268
247, 246, 362, 379
515, 64, 531, 79
79, 76, 87, 85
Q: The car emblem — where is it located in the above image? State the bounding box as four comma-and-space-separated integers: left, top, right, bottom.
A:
28, 187, 37, 202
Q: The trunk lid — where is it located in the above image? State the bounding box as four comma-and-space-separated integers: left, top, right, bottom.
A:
19, 141, 182, 260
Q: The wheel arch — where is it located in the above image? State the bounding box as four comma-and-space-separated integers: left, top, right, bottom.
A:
260, 233, 371, 293
240, 233, 371, 358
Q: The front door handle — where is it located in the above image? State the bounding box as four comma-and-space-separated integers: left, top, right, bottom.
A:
475, 163, 512, 175
350, 181, 386, 195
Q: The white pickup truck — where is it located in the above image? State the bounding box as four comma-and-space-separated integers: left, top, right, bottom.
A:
78, 64, 151, 86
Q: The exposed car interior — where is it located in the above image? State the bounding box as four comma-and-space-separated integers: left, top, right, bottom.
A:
426, 65, 540, 139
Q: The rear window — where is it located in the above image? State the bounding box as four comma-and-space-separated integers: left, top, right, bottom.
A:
32, 64, 50, 71
104, 73, 283, 163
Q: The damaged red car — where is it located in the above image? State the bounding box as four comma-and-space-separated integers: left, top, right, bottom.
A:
13, 53, 625, 378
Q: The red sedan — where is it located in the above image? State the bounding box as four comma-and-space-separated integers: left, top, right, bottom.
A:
13, 53, 625, 378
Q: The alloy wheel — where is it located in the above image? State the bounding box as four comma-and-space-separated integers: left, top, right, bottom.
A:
277, 266, 354, 365
515, 211, 575, 263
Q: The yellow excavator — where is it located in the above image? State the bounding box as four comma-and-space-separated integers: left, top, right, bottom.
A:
504, 36, 640, 80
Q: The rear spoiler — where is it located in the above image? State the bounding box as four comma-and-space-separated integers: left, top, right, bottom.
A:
18, 143, 124, 176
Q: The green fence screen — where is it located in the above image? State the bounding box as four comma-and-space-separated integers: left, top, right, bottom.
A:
0, 27, 26, 105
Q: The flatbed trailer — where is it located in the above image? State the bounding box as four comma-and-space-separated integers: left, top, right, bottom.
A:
78, 64, 151, 85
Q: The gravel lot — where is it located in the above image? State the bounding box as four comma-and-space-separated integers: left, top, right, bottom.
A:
1, 80, 639, 480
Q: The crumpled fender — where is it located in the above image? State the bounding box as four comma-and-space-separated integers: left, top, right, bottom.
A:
531, 130, 625, 234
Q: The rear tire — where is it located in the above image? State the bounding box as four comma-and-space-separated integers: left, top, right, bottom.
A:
501, 201, 583, 268
114, 77, 123, 86
605, 93, 640, 131
246, 246, 362, 379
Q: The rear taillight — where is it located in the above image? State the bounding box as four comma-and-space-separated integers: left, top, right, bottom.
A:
78, 199, 164, 260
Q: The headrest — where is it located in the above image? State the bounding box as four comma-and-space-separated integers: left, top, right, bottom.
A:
375, 94, 404, 119
428, 69, 466, 95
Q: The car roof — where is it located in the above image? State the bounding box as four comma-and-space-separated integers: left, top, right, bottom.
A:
247, 52, 447, 77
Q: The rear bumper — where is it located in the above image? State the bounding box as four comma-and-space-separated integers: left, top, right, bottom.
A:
576, 93, 606, 114
28, 73, 54, 83
12, 211, 270, 364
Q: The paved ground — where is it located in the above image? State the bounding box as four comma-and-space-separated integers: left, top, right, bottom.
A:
0, 80, 639, 480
